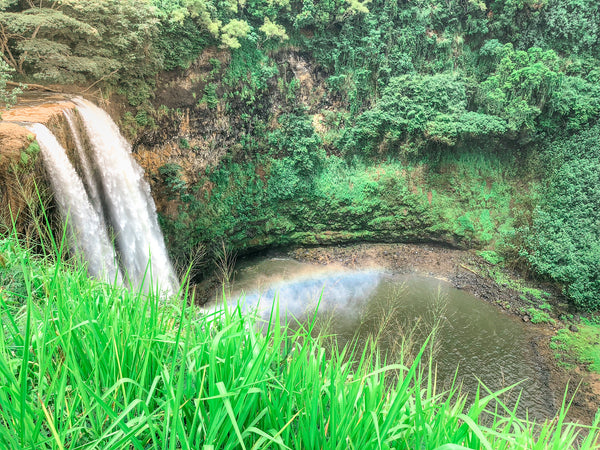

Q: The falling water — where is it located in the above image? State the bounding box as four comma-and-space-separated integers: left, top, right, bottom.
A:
62, 109, 106, 223
24, 98, 178, 294
70, 98, 178, 294
28, 123, 121, 282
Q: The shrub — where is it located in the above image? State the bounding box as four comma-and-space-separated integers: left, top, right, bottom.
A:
526, 125, 600, 311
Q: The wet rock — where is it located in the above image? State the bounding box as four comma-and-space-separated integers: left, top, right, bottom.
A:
522, 315, 530, 323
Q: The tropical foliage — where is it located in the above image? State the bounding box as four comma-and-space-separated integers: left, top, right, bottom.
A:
2, 0, 600, 309
526, 126, 600, 311
0, 59, 19, 110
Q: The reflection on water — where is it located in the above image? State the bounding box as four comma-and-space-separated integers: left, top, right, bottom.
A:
239, 270, 382, 318
225, 258, 553, 420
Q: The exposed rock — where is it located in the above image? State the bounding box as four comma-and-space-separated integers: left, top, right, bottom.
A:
0, 123, 31, 169
0, 122, 41, 233
0, 94, 77, 235
1, 94, 75, 123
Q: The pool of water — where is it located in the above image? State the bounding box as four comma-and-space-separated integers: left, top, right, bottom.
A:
225, 258, 554, 420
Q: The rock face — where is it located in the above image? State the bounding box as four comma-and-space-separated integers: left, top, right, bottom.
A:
114, 47, 488, 265
0, 122, 35, 233
0, 48, 518, 274
0, 94, 76, 236
1, 96, 76, 123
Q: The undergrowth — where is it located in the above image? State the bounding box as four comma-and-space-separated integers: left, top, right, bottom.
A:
0, 236, 598, 449
161, 150, 526, 260
551, 322, 600, 374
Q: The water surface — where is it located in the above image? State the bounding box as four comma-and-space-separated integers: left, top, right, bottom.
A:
229, 258, 553, 420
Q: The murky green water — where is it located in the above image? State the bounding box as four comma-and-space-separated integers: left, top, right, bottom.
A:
228, 258, 554, 420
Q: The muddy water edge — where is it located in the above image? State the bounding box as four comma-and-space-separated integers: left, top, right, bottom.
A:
201, 242, 599, 426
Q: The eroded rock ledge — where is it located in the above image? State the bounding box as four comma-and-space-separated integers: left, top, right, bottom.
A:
0, 94, 76, 234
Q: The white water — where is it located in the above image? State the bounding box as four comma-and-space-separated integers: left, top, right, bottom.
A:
70, 98, 179, 294
25, 98, 178, 294
28, 123, 122, 282
62, 109, 106, 223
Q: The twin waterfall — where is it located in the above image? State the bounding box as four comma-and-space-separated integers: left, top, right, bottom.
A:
28, 98, 178, 294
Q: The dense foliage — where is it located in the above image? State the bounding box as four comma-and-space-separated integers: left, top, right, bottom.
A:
0, 0, 161, 104
151, 0, 600, 311
3, 0, 600, 308
0, 59, 19, 111
526, 126, 600, 311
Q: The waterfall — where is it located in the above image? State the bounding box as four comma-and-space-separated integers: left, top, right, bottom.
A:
29, 98, 179, 294
71, 98, 178, 294
63, 109, 106, 223
28, 123, 122, 283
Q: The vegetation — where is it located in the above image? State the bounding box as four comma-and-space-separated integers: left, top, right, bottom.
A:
157, 152, 522, 262
0, 235, 599, 448
0, 59, 20, 111
0, 0, 162, 105
525, 125, 600, 311
524, 307, 555, 325
551, 321, 600, 374
2, 1, 600, 310
3, 2, 600, 445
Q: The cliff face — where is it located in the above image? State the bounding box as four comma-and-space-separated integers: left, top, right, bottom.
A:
0, 95, 76, 236
120, 47, 524, 273
0, 50, 528, 279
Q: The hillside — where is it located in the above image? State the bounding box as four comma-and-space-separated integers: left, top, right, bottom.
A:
1, 1, 599, 307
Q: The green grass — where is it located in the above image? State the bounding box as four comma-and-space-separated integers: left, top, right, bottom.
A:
0, 236, 599, 449
525, 307, 556, 325
551, 323, 600, 374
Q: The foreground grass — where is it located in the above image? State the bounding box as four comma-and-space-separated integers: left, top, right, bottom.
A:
0, 237, 599, 449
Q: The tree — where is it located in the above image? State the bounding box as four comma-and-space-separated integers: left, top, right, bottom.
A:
259, 17, 288, 42
0, 0, 161, 92
0, 1, 98, 78
478, 44, 560, 132
0, 59, 20, 112
342, 74, 507, 154
220, 19, 250, 49
155, 0, 248, 49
